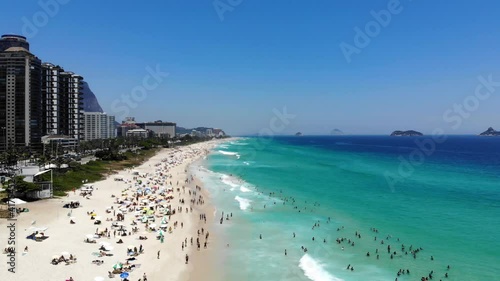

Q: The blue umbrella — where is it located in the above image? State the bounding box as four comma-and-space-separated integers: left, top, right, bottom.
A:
120, 272, 129, 278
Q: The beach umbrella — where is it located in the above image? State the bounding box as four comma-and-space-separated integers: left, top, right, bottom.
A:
120, 272, 129, 279
35, 233, 43, 238
86, 234, 95, 239
7, 198, 27, 205
94, 277, 105, 281
61, 252, 70, 259
94, 216, 102, 221
112, 262, 123, 269
98, 241, 110, 247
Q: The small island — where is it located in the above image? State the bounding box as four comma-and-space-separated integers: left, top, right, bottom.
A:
331, 129, 344, 135
390, 130, 423, 137
479, 127, 500, 136
295, 132, 303, 136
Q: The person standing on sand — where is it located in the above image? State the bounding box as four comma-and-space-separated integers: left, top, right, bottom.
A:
185, 254, 189, 264
157, 250, 160, 259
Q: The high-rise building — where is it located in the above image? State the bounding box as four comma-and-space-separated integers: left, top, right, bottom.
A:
137, 120, 176, 138
117, 117, 140, 137
41, 63, 84, 141
60, 71, 84, 140
41, 63, 62, 136
0, 34, 30, 52
0, 34, 42, 151
83, 112, 116, 141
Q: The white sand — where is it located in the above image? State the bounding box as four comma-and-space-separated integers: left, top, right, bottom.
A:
0, 140, 227, 281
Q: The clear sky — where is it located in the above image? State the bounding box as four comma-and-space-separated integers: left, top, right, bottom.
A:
1, 0, 500, 135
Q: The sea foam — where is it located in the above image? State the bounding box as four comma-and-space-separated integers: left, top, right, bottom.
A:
218, 150, 238, 155
235, 196, 251, 210
299, 254, 343, 281
231, 142, 248, 145
221, 175, 240, 188
218, 150, 240, 159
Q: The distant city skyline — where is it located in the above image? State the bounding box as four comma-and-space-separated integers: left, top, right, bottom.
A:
2, 1, 500, 135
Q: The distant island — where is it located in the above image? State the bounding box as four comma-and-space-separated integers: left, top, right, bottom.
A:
479, 127, 500, 136
295, 132, 303, 136
390, 130, 423, 136
330, 129, 344, 135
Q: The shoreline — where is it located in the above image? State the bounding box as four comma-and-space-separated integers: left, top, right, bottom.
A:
0, 139, 232, 281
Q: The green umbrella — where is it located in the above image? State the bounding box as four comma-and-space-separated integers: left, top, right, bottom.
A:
112, 262, 123, 269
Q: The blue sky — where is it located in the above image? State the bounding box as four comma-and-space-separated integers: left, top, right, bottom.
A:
1, 0, 500, 135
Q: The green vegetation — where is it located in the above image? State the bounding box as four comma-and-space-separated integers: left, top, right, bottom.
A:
9, 176, 39, 193
0, 135, 218, 198
38, 148, 159, 197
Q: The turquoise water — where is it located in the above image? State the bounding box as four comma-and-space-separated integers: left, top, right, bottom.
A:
191, 136, 500, 281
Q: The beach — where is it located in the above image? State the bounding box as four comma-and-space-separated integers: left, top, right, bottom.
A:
0, 140, 227, 281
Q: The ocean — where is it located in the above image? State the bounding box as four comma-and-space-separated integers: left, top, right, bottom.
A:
190, 136, 500, 281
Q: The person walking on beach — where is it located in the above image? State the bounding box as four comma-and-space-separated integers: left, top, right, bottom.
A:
185, 254, 189, 264
157, 250, 160, 259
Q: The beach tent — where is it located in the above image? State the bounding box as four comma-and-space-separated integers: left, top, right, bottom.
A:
28, 226, 48, 232
61, 252, 71, 259
7, 198, 27, 205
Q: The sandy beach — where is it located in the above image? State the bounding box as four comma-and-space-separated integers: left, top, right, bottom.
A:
0, 140, 227, 281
